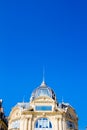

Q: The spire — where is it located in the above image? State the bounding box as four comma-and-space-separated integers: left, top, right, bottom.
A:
40, 66, 46, 86
42, 66, 45, 83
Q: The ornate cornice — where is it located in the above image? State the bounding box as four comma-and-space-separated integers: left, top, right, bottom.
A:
22, 110, 63, 116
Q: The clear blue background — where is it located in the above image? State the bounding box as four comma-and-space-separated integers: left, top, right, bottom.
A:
0, 0, 87, 130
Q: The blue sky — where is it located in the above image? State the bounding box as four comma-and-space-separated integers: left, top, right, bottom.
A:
0, 0, 87, 129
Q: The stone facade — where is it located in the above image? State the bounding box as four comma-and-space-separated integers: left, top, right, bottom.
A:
8, 81, 78, 130
0, 99, 8, 130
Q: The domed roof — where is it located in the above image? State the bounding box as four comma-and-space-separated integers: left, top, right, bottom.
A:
30, 81, 56, 102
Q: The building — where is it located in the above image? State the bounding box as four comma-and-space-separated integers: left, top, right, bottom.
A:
0, 99, 8, 130
8, 80, 78, 130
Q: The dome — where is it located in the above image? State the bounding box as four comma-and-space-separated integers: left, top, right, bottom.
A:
30, 81, 56, 101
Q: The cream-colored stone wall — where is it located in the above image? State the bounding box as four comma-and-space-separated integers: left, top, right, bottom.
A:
8, 96, 78, 130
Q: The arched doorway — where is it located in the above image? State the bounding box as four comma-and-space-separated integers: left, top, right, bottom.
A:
35, 117, 52, 130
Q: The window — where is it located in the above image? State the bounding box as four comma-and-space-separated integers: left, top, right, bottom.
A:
67, 121, 75, 129
35, 118, 52, 129
11, 120, 20, 129
35, 106, 52, 111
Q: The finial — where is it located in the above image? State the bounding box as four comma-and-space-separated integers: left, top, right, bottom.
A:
62, 96, 64, 103
23, 95, 25, 103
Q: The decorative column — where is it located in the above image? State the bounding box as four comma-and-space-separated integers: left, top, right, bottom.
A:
24, 119, 28, 130
55, 117, 59, 130
58, 118, 59, 130
59, 118, 62, 130
28, 117, 32, 130
56, 119, 58, 130
20, 117, 25, 130
62, 118, 66, 130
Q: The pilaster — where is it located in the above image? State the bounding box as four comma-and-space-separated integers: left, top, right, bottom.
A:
28, 116, 32, 130
59, 118, 63, 130
62, 118, 66, 130
24, 119, 28, 130
55, 117, 59, 130
20, 118, 24, 130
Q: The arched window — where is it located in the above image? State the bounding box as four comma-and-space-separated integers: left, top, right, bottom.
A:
35, 118, 52, 129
